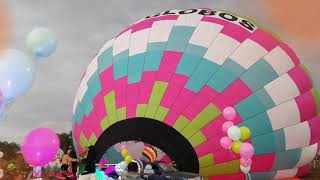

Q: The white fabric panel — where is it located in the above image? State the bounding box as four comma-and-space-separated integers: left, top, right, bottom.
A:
229, 39, 268, 69
265, 73, 300, 105
268, 100, 300, 131
72, 94, 79, 114
203, 33, 240, 65
85, 56, 98, 81
149, 20, 176, 43
284, 121, 311, 150
98, 38, 114, 56
77, 78, 88, 102
129, 28, 150, 56
274, 168, 298, 179
264, 46, 295, 76
189, 21, 223, 48
175, 13, 202, 27
113, 30, 131, 56
295, 143, 318, 167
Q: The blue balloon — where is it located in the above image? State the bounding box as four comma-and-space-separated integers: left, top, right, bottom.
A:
95, 169, 107, 180
0, 91, 6, 120
26, 27, 57, 58
0, 49, 35, 99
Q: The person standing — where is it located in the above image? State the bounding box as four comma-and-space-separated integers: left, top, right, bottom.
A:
61, 149, 79, 172
124, 162, 143, 180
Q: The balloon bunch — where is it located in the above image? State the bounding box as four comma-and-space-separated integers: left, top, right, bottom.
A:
0, 27, 56, 120
120, 145, 133, 164
219, 107, 254, 176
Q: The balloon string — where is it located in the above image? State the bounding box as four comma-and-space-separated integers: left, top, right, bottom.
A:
248, 173, 252, 180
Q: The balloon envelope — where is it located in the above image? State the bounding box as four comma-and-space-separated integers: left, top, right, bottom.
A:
71, 8, 320, 179
26, 27, 57, 58
0, 49, 35, 100
22, 128, 60, 166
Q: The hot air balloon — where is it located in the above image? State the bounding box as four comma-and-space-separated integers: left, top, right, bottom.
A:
72, 8, 320, 179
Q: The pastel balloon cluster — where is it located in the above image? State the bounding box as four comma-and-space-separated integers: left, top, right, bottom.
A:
0, 27, 56, 121
120, 145, 133, 164
219, 107, 254, 174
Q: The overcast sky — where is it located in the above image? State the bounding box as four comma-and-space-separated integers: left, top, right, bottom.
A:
0, 0, 319, 144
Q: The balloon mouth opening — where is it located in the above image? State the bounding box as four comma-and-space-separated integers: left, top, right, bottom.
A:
94, 117, 199, 173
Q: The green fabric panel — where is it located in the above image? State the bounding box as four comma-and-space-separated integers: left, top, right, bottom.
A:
272, 148, 302, 170
189, 131, 207, 148
88, 133, 97, 145
117, 107, 126, 121
173, 116, 190, 132
145, 82, 168, 118
104, 91, 118, 125
240, 59, 278, 91
252, 129, 285, 155
239, 112, 273, 137
154, 106, 169, 122
136, 104, 147, 117
312, 88, 320, 113
80, 133, 90, 147
198, 154, 214, 168
181, 104, 221, 139
100, 117, 109, 131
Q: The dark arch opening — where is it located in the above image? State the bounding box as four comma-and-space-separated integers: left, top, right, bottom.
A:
94, 117, 199, 173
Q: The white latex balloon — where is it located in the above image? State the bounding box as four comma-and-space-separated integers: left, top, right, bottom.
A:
0, 151, 3, 159
227, 126, 241, 141
240, 165, 251, 174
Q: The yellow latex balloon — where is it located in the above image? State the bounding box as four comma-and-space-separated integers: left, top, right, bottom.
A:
231, 141, 241, 154
121, 149, 128, 158
240, 127, 251, 141
125, 155, 133, 164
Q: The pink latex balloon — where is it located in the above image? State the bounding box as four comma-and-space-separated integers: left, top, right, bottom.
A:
240, 157, 252, 167
240, 143, 254, 159
222, 121, 234, 133
223, 106, 236, 121
220, 136, 232, 150
21, 128, 60, 166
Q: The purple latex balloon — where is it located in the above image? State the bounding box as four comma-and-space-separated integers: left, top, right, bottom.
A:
21, 128, 60, 166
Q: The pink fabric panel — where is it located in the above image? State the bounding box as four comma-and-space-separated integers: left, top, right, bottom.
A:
297, 165, 309, 177
251, 153, 276, 172
115, 77, 127, 108
160, 75, 188, 108
213, 79, 253, 110
213, 149, 239, 164
249, 29, 279, 51
138, 72, 156, 104
159, 51, 183, 73
92, 92, 107, 121
296, 91, 317, 122
164, 89, 196, 126
308, 115, 320, 144
183, 85, 218, 120
126, 83, 140, 118
288, 65, 313, 94
279, 42, 300, 66
195, 133, 223, 157
99, 67, 115, 93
